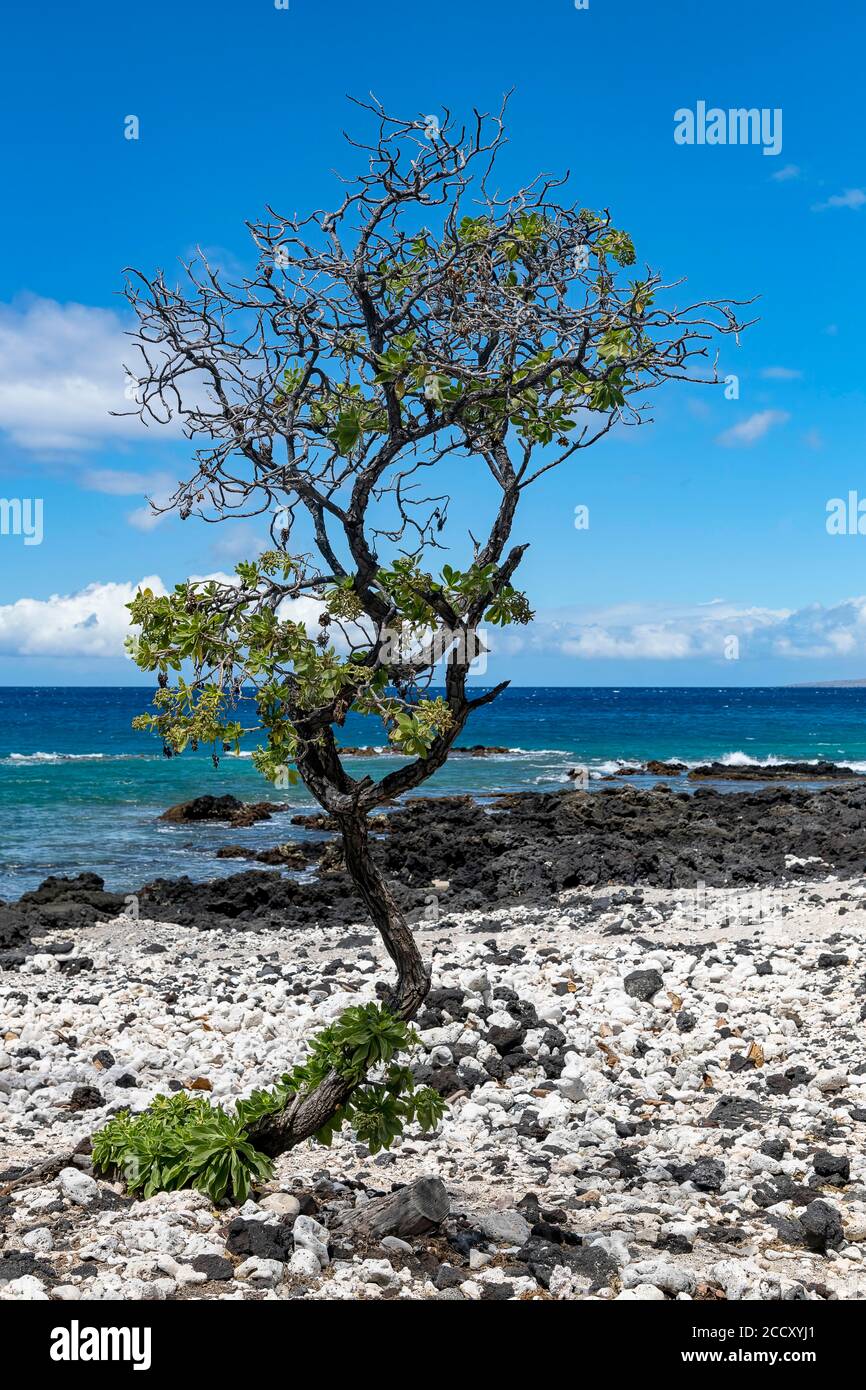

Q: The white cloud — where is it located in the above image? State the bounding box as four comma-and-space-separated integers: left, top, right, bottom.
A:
812, 188, 866, 212
0, 296, 182, 452
122, 476, 178, 530
8, 579, 866, 670
0, 574, 335, 661
759, 366, 802, 380
0, 576, 166, 658
770, 163, 800, 182
490, 596, 866, 663
560, 625, 692, 660
716, 409, 790, 447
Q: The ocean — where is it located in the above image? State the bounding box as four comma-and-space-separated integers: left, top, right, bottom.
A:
2, 685, 866, 899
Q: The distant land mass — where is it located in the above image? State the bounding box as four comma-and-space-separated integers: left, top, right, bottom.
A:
790, 679, 866, 687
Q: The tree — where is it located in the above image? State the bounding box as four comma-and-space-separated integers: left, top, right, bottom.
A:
110, 97, 751, 1187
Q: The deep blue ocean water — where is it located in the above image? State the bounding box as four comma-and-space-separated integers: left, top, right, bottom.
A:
3, 685, 866, 897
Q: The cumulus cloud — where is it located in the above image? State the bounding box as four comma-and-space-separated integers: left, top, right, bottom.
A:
716, 409, 790, 447
0, 576, 166, 658
489, 596, 866, 664
0, 574, 336, 661
812, 188, 866, 212
560, 625, 692, 660
770, 164, 800, 182
0, 296, 181, 451
7, 579, 866, 669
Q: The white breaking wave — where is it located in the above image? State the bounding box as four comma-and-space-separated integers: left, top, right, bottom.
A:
585, 751, 866, 776
3, 751, 147, 766
707, 750, 866, 772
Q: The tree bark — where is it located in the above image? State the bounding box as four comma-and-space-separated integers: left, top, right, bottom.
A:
248, 809, 430, 1158
336, 812, 431, 1020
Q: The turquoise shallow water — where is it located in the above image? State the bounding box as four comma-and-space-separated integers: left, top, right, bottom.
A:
2, 685, 866, 897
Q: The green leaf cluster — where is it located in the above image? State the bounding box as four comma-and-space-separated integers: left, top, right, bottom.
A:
91, 1093, 273, 1203
271, 1003, 446, 1154
91, 1005, 446, 1200
387, 695, 453, 756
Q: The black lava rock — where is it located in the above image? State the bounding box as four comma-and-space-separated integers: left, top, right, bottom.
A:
706, 1095, 768, 1129
623, 969, 664, 1002
69, 1085, 103, 1111
434, 1263, 465, 1290
486, 1024, 526, 1055
225, 1217, 294, 1262
812, 1151, 850, 1183
760, 1139, 787, 1160
799, 1199, 843, 1253
516, 1237, 619, 1290
191, 1254, 235, 1281
690, 1158, 726, 1192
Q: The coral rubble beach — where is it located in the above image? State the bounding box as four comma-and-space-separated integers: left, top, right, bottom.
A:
2, 781, 866, 1301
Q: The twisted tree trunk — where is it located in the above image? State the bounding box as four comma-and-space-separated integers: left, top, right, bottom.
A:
247, 809, 430, 1158
337, 812, 431, 1019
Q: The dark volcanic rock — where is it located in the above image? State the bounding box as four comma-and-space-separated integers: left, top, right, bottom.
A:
624, 969, 664, 1002
516, 1237, 619, 1290
225, 1217, 294, 1261
0, 874, 127, 967
817, 953, 848, 969
706, 1095, 769, 1130
0, 1250, 56, 1283
760, 1139, 787, 1160
9, 780, 866, 945
486, 1024, 526, 1055
136, 868, 377, 933
689, 760, 860, 782
799, 1199, 843, 1253
812, 1151, 850, 1183
69, 1085, 104, 1111
191, 1254, 235, 1281
216, 842, 319, 869
614, 760, 686, 777
160, 795, 286, 827
433, 1263, 465, 1290
690, 1158, 726, 1191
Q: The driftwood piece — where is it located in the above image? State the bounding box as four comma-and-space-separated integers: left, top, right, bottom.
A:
0, 1149, 84, 1197
336, 1176, 449, 1240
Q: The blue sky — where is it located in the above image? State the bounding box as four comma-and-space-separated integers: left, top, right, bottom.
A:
1, 0, 865, 685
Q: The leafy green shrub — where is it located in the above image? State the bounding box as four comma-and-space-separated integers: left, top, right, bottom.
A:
91, 1092, 273, 1203
91, 1004, 445, 1202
